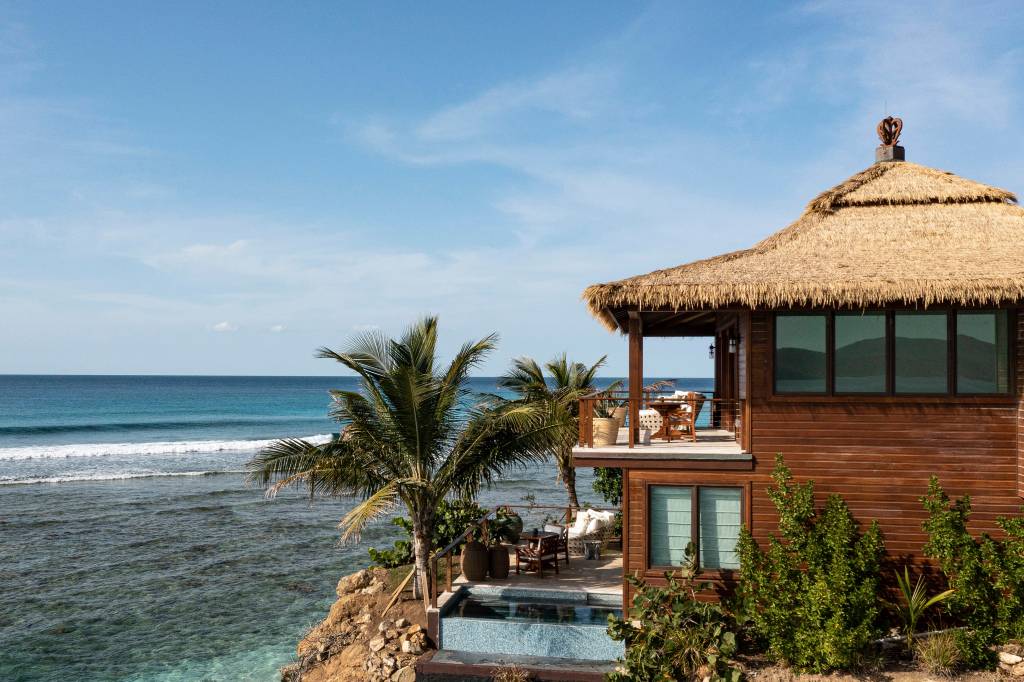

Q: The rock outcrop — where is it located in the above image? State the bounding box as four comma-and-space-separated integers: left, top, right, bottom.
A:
281, 568, 432, 682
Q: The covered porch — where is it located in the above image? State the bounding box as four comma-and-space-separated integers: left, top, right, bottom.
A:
574, 309, 752, 458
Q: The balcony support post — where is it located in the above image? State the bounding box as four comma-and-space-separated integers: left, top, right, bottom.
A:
628, 312, 643, 447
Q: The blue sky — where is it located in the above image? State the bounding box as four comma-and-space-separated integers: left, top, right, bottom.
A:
2, 1, 1023, 376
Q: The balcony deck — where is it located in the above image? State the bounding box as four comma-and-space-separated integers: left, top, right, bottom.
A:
572, 428, 751, 468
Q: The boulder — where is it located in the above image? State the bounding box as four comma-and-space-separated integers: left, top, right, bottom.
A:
336, 569, 373, 597
393, 665, 416, 682
1001, 651, 1024, 666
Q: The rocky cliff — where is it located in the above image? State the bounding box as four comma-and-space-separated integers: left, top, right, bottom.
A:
282, 568, 432, 682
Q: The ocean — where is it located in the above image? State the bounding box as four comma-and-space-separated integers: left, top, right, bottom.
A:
0, 375, 712, 681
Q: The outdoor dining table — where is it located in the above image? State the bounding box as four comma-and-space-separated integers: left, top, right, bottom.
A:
519, 530, 558, 547
648, 399, 686, 440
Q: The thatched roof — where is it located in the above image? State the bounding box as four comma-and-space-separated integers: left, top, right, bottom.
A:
584, 160, 1024, 331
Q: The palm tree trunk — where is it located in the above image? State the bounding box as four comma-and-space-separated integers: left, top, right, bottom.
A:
411, 513, 435, 610
560, 446, 580, 510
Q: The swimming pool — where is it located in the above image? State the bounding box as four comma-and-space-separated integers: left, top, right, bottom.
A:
439, 587, 625, 662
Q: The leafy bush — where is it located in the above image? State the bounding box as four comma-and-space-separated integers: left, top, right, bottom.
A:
607, 546, 742, 682
914, 632, 960, 677
735, 455, 885, 673
920, 476, 1024, 667
592, 467, 622, 507
368, 499, 486, 568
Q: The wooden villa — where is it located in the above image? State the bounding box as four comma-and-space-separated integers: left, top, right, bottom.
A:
573, 119, 1024, 599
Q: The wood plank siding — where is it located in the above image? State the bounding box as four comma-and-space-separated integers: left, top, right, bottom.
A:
1019, 313, 1024, 498
621, 309, 1024, 595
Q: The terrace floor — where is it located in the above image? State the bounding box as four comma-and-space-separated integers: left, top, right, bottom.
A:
572, 428, 750, 467
453, 549, 623, 597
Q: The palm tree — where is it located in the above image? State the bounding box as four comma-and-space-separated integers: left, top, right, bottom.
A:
498, 354, 614, 510
246, 317, 556, 606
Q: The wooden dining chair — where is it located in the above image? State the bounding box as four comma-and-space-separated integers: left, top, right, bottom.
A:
515, 535, 560, 578
544, 524, 570, 566
667, 392, 705, 442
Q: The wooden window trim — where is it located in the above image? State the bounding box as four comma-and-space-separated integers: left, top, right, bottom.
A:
645, 482, 745, 579
771, 307, 1017, 399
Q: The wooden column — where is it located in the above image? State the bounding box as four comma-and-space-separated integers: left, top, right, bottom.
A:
628, 312, 643, 445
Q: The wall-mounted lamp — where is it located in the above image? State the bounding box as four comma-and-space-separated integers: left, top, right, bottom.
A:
728, 337, 738, 354
708, 343, 715, 359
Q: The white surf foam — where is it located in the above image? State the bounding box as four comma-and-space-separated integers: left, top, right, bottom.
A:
0, 434, 333, 461
0, 470, 249, 485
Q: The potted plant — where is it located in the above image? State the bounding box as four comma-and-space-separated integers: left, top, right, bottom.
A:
460, 524, 489, 581
486, 508, 522, 579
592, 400, 620, 447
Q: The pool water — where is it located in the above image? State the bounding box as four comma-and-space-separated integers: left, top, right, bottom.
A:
439, 588, 625, 662
449, 594, 620, 626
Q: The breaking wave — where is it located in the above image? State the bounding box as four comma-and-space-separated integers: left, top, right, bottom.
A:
0, 434, 333, 461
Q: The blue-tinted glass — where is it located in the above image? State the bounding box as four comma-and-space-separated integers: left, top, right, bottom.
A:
699, 488, 741, 570
649, 486, 691, 567
775, 315, 826, 393
957, 311, 1009, 394
835, 313, 886, 393
895, 312, 948, 394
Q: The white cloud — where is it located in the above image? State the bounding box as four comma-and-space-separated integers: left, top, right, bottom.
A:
212, 321, 237, 333
269, 324, 285, 333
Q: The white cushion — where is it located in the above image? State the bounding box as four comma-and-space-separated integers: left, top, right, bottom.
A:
570, 511, 591, 534
544, 524, 564, 534
568, 527, 584, 539
584, 517, 603, 534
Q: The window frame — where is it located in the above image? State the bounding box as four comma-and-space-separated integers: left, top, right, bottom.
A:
771, 308, 1015, 398
646, 483, 745, 575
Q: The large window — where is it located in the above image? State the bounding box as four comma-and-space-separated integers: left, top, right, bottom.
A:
774, 309, 1012, 396
649, 485, 741, 571
957, 311, 1010, 394
774, 314, 827, 394
835, 312, 887, 393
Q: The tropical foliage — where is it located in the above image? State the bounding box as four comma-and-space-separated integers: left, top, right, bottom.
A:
735, 455, 885, 673
886, 565, 954, 651
246, 317, 557, 604
921, 477, 1024, 667
497, 354, 614, 509
367, 499, 486, 569
608, 546, 741, 682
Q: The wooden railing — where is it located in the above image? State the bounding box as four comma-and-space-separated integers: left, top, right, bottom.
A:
577, 390, 744, 449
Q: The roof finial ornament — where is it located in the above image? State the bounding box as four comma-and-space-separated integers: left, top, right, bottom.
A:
877, 116, 902, 146
875, 116, 905, 163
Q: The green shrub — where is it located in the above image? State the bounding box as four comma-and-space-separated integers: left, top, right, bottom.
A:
592, 467, 622, 506
607, 546, 742, 682
920, 476, 1024, 667
914, 631, 960, 677
368, 499, 486, 568
735, 455, 885, 673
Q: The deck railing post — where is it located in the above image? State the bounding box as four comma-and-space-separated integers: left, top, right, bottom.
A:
430, 557, 438, 610
445, 554, 453, 594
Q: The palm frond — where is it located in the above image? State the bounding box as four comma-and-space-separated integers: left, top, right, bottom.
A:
338, 481, 401, 543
